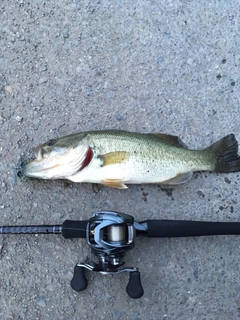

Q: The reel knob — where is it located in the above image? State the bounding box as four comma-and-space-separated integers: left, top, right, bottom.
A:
126, 271, 144, 299
71, 265, 88, 292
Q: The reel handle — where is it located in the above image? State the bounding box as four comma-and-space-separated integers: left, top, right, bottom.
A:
126, 271, 144, 299
71, 265, 88, 292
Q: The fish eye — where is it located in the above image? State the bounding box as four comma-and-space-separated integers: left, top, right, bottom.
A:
48, 139, 56, 146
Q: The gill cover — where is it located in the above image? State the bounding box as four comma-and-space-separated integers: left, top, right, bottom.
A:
23, 134, 94, 179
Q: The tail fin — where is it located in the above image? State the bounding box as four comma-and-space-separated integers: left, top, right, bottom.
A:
209, 134, 240, 173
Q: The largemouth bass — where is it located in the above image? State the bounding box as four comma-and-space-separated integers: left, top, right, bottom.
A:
22, 130, 240, 189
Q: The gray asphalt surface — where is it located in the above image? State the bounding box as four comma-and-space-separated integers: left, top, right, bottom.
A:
1, 1, 240, 319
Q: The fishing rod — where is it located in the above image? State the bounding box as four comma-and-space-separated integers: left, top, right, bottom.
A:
1, 210, 240, 299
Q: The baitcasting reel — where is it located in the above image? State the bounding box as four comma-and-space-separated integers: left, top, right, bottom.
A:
71, 211, 144, 299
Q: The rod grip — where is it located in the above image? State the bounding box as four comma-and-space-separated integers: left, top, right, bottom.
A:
146, 220, 240, 238
62, 220, 88, 239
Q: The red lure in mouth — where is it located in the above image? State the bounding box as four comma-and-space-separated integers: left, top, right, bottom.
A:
80, 147, 94, 171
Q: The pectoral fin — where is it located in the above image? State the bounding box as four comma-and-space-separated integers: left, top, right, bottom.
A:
100, 151, 129, 167
102, 178, 128, 189
161, 172, 193, 185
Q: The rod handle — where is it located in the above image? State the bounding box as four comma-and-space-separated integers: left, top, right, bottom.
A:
146, 220, 240, 238
62, 220, 88, 239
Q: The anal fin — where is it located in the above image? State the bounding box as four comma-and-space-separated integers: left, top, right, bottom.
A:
161, 172, 193, 185
102, 178, 128, 189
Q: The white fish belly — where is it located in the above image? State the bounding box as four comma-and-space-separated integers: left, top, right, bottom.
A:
68, 157, 193, 184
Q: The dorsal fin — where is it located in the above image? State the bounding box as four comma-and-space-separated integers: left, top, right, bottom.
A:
148, 133, 188, 148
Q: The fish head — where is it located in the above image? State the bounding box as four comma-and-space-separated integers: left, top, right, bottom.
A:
22, 133, 93, 179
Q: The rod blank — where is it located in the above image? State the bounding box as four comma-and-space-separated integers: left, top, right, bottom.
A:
0, 225, 62, 234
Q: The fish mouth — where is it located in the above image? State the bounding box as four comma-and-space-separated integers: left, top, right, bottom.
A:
22, 145, 93, 180
16, 158, 29, 178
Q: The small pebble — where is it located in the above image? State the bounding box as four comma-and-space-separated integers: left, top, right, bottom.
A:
116, 114, 124, 121
16, 116, 23, 122
36, 297, 46, 308
62, 29, 69, 38
5, 86, 13, 94
157, 56, 164, 64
